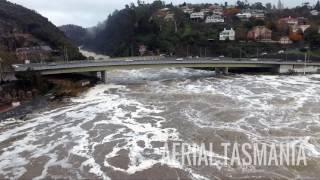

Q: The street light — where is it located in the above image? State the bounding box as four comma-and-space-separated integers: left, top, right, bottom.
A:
300, 47, 309, 75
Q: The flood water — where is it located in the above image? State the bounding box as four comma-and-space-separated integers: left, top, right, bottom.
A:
1, 68, 320, 180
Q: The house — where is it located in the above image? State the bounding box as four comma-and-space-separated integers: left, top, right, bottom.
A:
181, 6, 194, 14
291, 24, 310, 33
209, 5, 224, 15
311, 10, 319, 16
200, 8, 211, 14
247, 26, 272, 41
190, 12, 205, 20
164, 13, 175, 21
219, 28, 235, 41
278, 16, 299, 26
279, 36, 293, 44
205, 15, 224, 23
236, 13, 252, 19
155, 9, 169, 18
16, 46, 53, 63
279, 16, 308, 26
252, 12, 265, 19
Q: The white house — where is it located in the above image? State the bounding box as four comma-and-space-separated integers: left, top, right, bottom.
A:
311, 10, 319, 16
279, 36, 293, 45
212, 9, 224, 15
205, 15, 224, 23
190, 12, 205, 19
236, 13, 252, 19
181, 6, 194, 14
219, 28, 235, 41
252, 12, 265, 19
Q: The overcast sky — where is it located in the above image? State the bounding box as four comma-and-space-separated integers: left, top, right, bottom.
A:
7, 0, 318, 27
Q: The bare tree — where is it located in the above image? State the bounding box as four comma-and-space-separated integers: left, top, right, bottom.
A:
0, 57, 3, 82
0, 57, 7, 82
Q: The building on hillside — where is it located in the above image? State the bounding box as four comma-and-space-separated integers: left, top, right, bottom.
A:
279, 16, 308, 26
205, 15, 224, 23
279, 36, 293, 44
291, 24, 310, 33
247, 26, 272, 41
200, 8, 211, 14
181, 6, 194, 14
278, 16, 299, 26
236, 13, 252, 20
190, 12, 205, 20
252, 12, 265, 19
219, 28, 235, 41
311, 10, 319, 16
16, 46, 53, 63
164, 13, 175, 21
209, 5, 224, 15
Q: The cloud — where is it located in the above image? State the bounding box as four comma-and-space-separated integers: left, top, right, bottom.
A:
7, 0, 316, 27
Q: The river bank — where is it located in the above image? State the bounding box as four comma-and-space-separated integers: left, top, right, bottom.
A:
0, 74, 98, 121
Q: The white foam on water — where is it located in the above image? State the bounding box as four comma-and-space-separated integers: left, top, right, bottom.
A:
1, 68, 320, 179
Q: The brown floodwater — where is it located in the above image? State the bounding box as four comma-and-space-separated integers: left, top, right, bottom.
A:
0, 68, 320, 180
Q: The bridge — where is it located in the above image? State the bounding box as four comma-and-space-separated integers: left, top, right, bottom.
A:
12, 57, 320, 82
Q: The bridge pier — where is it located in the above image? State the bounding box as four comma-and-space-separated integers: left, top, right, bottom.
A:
215, 67, 229, 75
100, 71, 107, 83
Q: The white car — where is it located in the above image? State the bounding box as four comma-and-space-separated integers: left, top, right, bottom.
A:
219, 55, 225, 58
125, 59, 134, 62
176, 58, 184, 61
278, 50, 285, 54
212, 58, 220, 61
250, 58, 259, 61
297, 60, 303, 63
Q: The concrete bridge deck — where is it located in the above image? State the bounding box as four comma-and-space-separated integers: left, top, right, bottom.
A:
12, 58, 320, 82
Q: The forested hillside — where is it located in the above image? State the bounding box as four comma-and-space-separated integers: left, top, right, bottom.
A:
61, 0, 320, 58
0, 0, 84, 64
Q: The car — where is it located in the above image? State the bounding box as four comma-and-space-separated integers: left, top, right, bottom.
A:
278, 50, 285, 54
195, 56, 199, 59
219, 55, 225, 58
212, 58, 220, 61
48, 63, 57, 66
261, 52, 268, 56
250, 58, 259, 61
125, 59, 134, 62
176, 58, 184, 61
297, 60, 303, 63
187, 56, 193, 59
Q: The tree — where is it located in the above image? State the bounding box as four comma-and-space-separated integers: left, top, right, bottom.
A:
315, 1, 320, 11
236, 1, 247, 9
266, 3, 272, 10
289, 32, 303, 42
251, 2, 266, 10
0, 57, 3, 82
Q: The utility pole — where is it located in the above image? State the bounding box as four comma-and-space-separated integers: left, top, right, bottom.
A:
304, 52, 307, 75
64, 47, 69, 62
174, 20, 178, 33
0, 57, 3, 82
205, 47, 207, 57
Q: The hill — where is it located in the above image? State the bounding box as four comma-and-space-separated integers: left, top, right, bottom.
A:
66, 1, 320, 58
0, 0, 85, 65
59, 24, 88, 46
